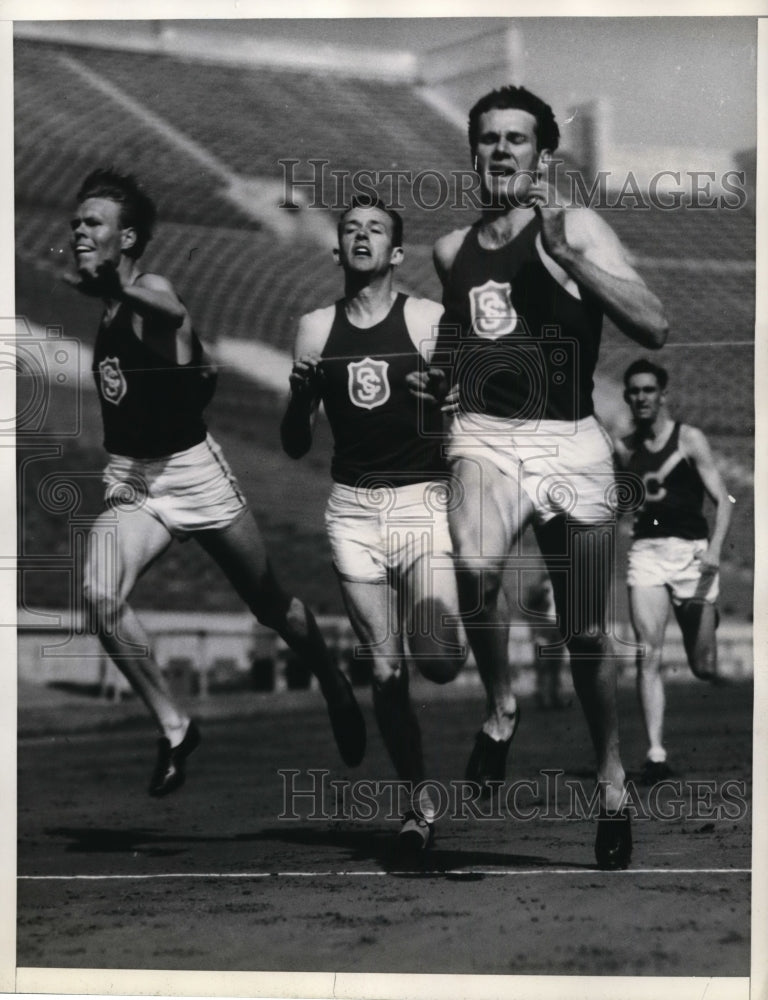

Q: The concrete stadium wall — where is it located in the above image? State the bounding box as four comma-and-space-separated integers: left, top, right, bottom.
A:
18, 610, 754, 703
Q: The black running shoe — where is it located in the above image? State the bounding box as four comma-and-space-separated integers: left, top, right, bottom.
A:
639, 758, 673, 786
396, 810, 435, 859
595, 808, 633, 871
326, 672, 366, 767
148, 720, 201, 797
465, 707, 521, 800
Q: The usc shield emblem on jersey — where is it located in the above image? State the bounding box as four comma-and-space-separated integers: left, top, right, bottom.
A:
347, 357, 390, 409
98, 356, 127, 405
470, 279, 518, 339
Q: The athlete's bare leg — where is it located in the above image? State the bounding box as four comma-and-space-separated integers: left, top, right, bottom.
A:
83, 507, 189, 742
673, 599, 718, 681
195, 508, 365, 765
338, 578, 423, 783
195, 509, 349, 700
448, 456, 530, 740
629, 585, 670, 762
403, 551, 465, 684
534, 641, 568, 710
537, 517, 627, 814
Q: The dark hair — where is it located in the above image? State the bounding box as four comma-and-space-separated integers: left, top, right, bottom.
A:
623, 358, 669, 390
76, 168, 157, 259
468, 85, 560, 155
338, 195, 403, 249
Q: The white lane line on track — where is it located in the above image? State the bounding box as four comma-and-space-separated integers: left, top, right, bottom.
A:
18, 868, 751, 880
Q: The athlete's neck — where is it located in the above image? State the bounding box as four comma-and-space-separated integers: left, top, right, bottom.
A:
478, 204, 536, 249
116, 258, 139, 290
635, 415, 674, 448
104, 259, 140, 317
343, 274, 397, 329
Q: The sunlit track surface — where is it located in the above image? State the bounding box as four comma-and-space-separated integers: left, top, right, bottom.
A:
18, 684, 752, 975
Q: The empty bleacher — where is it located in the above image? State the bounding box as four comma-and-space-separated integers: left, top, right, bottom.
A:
16, 37, 755, 400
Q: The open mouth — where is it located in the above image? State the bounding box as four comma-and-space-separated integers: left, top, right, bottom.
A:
353, 246, 371, 257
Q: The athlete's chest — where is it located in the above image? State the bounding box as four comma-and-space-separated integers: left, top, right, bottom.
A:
322, 346, 419, 414
629, 442, 699, 500
449, 235, 586, 341
321, 302, 420, 407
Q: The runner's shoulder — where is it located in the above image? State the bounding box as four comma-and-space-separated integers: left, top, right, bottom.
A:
403, 295, 443, 331
433, 226, 472, 277
678, 423, 709, 456
295, 304, 335, 355
134, 270, 174, 292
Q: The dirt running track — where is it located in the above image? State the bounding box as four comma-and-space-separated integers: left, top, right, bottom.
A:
17, 682, 752, 976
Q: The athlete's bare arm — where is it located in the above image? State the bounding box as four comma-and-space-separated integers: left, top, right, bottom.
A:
67, 262, 193, 363
123, 272, 188, 327
406, 240, 469, 407
524, 180, 668, 349
280, 306, 333, 459
403, 296, 451, 408
126, 273, 195, 364
679, 424, 732, 566
403, 297, 444, 363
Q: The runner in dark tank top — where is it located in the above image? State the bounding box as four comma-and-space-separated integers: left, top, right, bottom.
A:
615, 359, 732, 785
408, 85, 669, 870
67, 168, 365, 799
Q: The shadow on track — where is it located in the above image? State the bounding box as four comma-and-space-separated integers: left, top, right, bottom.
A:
45, 824, 596, 871
45, 827, 201, 857
244, 825, 591, 871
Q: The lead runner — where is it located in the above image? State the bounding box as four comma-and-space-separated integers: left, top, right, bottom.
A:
410, 85, 669, 869
66, 168, 365, 796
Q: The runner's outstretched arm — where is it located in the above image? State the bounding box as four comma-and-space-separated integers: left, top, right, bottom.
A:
280, 312, 327, 458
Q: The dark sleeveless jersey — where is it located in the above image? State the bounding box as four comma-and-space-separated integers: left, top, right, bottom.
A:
319, 293, 447, 488
92, 302, 217, 459
627, 423, 709, 540
439, 219, 603, 421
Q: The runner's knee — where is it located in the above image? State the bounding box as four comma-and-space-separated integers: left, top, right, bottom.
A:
371, 657, 405, 687
249, 589, 293, 631
82, 575, 123, 624
634, 637, 664, 672
691, 655, 716, 681
689, 641, 717, 680
566, 632, 610, 661
453, 557, 504, 606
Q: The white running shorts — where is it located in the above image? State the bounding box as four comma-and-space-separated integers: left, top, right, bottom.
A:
447, 413, 616, 525
627, 536, 719, 604
325, 480, 455, 584
102, 434, 248, 538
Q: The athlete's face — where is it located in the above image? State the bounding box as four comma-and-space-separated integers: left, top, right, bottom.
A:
70, 197, 135, 278
474, 108, 546, 207
335, 207, 403, 275
625, 374, 665, 424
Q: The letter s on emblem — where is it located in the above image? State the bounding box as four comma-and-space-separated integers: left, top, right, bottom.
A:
348, 357, 391, 409
98, 356, 128, 405
470, 279, 517, 339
